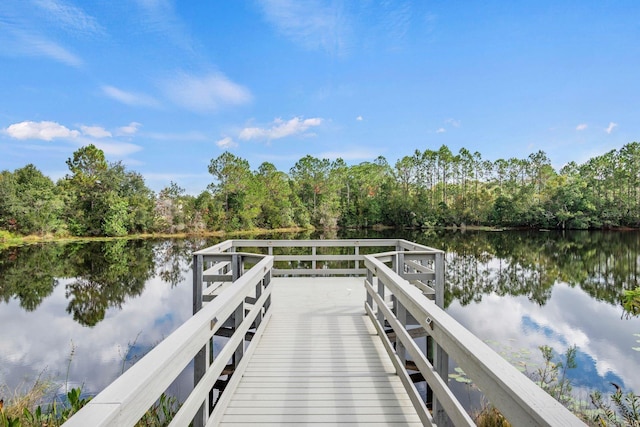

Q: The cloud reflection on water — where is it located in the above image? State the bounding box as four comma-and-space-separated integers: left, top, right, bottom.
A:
0, 271, 193, 396
446, 282, 640, 394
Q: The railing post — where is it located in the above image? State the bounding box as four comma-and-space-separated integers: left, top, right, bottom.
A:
232, 253, 241, 281
312, 245, 317, 271
193, 254, 203, 314
366, 268, 373, 310
397, 302, 407, 368
192, 254, 208, 427
377, 275, 385, 327
233, 301, 245, 366
433, 251, 451, 426
264, 269, 272, 313
354, 245, 360, 271
254, 278, 263, 330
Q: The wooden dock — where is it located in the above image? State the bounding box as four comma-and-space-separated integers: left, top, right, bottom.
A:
63, 239, 586, 427
217, 277, 422, 426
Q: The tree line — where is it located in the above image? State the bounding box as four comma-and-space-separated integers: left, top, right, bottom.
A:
2, 142, 640, 237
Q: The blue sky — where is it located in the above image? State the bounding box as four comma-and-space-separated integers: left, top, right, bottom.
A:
1, 1, 639, 194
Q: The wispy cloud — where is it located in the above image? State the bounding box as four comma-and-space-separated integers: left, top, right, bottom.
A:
605, 122, 618, 134
576, 123, 588, 131
83, 139, 142, 156
239, 117, 323, 141
4, 121, 80, 140
80, 125, 111, 138
102, 85, 160, 108
13, 32, 83, 67
216, 137, 237, 148
145, 131, 208, 141
117, 122, 142, 136
356, 116, 363, 121
33, 0, 104, 35
258, 0, 350, 55
161, 72, 252, 113
445, 118, 461, 127
436, 127, 446, 133
134, 0, 197, 54
0, 1, 99, 67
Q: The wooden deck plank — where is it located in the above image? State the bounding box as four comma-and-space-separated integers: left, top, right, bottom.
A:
220, 414, 422, 423
218, 424, 423, 427
224, 406, 418, 415
218, 277, 422, 426
227, 400, 415, 408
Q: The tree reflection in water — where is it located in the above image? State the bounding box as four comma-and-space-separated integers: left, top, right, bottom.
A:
375, 229, 640, 310
0, 230, 638, 321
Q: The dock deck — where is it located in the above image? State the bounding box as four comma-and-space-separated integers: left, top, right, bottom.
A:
218, 277, 422, 426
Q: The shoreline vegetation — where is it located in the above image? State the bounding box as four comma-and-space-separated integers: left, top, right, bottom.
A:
2, 223, 638, 250
2, 142, 640, 244
0, 226, 315, 249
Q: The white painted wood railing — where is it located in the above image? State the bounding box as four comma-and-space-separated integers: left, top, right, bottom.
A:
63, 252, 273, 427
363, 251, 586, 426
218, 238, 441, 277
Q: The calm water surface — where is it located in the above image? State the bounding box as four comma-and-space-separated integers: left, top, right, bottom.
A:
1, 230, 639, 411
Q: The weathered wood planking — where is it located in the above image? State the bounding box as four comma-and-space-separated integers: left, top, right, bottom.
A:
214, 277, 423, 426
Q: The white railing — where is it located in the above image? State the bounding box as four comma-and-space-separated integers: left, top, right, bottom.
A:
364, 251, 586, 426
207, 238, 441, 277
63, 252, 273, 427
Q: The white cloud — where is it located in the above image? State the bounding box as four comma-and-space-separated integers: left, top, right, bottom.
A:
117, 122, 142, 136
80, 125, 112, 138
436, 127, 446, 133
4, 121, 80, 141
576, 123, 588, 131
102, 85, 160, 107
239, 117, 323, 141
605, 122, 618, 134
258, 0, 350, 55
445, 118, 461, 127
162, 72, 252, 113
356, 116, 363, 121
216, 137, 237, 148
4, 120, 143, 157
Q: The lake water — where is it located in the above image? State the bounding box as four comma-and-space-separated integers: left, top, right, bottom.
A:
1, 231, 639, 413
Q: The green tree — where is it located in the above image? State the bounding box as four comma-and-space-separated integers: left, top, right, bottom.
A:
256, 162, 296, 228
61, 145, 110, 235
61, 145, 155, 236
0, 170, 19, 232
14, 164, 63, 235
0, 165, 62, 235
290, 155, 340, 228
208, 152, 261, 230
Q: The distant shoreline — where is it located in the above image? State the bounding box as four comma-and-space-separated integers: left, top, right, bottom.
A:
4, 224, 640, 250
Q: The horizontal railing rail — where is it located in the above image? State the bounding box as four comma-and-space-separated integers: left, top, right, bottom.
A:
63, 253, 274, 427
363, 251, 586, 427
195, 239, 442, 278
